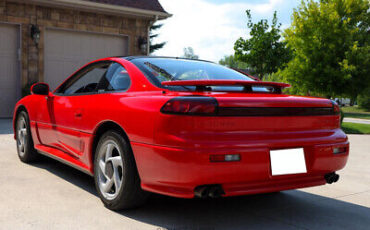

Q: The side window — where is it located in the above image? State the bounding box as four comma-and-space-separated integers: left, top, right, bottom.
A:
61, 62, 110, 95
101, 63, 131, 92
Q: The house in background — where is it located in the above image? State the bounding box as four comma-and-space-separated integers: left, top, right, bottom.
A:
0, 0, 170, 118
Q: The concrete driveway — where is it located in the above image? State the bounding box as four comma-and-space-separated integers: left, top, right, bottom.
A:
0, 119, 369, 230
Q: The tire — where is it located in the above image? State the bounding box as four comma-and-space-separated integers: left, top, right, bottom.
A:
94, 130, 148, 210
15, 111, 39, 163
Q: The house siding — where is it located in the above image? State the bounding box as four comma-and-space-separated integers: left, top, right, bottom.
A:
0, 0, 151, 91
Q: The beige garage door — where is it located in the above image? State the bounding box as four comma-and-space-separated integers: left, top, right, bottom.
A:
44, 29, 128, 90
0, 24, 19, 118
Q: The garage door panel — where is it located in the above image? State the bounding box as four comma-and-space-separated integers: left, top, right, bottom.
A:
0, 59, 17, 86
0, 88, 17, 116
0, 26, 17, 54
45, 29, 128, 90
45, 60, 64, 87
0, 24, 19, 118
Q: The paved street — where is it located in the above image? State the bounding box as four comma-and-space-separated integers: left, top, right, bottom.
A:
0, 119, 369, 230
343, 117, 370, 125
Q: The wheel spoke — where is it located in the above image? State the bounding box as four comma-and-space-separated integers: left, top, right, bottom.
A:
108, 156, 123, 168
105, 144, 114, 161
113, 168, 122, 191
102, 178, 114, 193
21, 128, 27, 135
99, 160, 108, 178
19, 142, 24, 151
18, 134, 24, 144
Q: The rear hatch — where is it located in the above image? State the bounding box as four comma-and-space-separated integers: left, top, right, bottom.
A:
155, 82, 341, 147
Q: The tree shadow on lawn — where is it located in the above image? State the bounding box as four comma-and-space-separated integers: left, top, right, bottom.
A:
30, 157, 370, 230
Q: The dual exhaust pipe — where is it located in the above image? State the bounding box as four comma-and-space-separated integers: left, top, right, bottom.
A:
325, 172, 340, 184
194, 185, 225, 198
194, 172, 340, 198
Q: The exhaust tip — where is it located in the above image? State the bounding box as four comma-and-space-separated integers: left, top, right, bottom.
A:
325, 172, 340, 184
194, 185, 225, 198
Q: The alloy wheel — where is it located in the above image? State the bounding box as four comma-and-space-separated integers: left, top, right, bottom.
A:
17, 117, 27, 157
97, 140, 124, 200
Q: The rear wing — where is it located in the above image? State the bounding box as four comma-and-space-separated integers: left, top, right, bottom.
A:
162, 80, 291, 93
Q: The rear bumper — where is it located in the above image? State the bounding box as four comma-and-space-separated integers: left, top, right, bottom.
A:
131, 130, 349, 198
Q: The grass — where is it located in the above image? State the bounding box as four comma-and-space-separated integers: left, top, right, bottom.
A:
341, 122, 370, 134
341, 106, 370, 120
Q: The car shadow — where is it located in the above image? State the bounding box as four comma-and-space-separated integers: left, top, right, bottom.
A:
30, 157, 370, 230
0, 119, 13, 134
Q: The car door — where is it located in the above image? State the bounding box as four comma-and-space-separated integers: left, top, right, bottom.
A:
40, 61, 111, 157
76, 61, 132, 134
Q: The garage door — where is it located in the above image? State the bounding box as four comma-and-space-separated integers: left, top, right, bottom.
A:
0, 24, 19, 118
44, 29, 128, 90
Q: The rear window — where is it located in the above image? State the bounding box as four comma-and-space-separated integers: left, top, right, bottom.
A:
131, 58, 262, 92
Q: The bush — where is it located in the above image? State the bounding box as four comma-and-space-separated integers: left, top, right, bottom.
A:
358, 88, 370, 110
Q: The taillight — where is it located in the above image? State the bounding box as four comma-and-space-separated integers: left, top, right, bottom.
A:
331, 100, 341, 127
161, 96, 218, 115
331, 100, 340, 115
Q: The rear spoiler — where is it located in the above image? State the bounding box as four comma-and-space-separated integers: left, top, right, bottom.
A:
162, 80, 291, 93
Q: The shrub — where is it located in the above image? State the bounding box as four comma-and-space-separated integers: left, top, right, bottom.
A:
357, 88, 370, 110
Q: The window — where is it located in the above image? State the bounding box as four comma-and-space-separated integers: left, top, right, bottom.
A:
56, 61, 131, 95
131, 58, 254, 85
130, 58, 269, 92
58, 62, 110, 95
102, 63, 131, 92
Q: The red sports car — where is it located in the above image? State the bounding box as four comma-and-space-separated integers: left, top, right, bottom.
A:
13, 56, 349, 210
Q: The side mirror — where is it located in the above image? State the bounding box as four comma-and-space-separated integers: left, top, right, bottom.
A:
31, 83, 50, 96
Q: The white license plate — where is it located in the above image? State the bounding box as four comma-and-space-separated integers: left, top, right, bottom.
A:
270, 148, 307, 176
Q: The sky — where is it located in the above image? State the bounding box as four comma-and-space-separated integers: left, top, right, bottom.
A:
154, 0, 300, 62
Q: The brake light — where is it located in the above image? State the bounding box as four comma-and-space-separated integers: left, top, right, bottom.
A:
331, 100, 340, 115
161, 97, 218, 115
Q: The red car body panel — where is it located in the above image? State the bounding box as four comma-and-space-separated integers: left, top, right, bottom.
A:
13, 57, 349, 198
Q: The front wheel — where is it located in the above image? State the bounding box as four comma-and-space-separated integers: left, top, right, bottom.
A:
94, 131, 148, 210
15, 111, 39, 163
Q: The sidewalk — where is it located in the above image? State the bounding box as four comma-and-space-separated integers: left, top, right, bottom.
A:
343, 117, 370, 125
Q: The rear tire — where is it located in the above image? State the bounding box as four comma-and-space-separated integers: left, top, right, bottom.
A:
94, 130, 148, 210
15, 111, 39, 163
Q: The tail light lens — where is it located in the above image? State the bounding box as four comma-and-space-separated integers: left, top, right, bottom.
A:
331, 100, 341, 115
161, 96, 218, 115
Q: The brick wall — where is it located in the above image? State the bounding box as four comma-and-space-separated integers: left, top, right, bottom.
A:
0, 0, 150, 89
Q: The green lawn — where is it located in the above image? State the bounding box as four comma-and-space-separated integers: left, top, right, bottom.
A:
341, 106, 370, 120
341, 122, 370, 134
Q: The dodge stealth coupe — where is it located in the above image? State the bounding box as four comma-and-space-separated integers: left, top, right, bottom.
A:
13, 56, 349, 210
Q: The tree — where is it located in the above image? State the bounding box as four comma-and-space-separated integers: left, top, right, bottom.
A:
281, 0, 369, 99
357, 87, 370, 110
150, 23, 166, 54
219, 55, 249, 69
182, 47, 199, 59
234, 10, 291, 80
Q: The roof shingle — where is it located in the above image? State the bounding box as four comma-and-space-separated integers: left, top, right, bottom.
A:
85, 0, 167, 13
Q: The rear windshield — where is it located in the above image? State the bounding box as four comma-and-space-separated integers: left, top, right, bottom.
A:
130, 58, 275, 92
